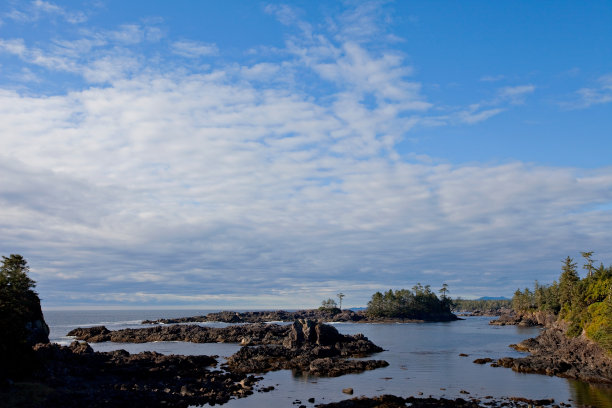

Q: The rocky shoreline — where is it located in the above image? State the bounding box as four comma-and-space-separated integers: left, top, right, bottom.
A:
312, 394, 561, 408
24, 340, 260, 408
4, 319, 389, 407
68, 319, 389, 377
141, 309, 459, 325
485, 313, 612, 384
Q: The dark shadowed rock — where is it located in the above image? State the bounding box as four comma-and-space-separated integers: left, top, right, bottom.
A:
28, 342, 257, 407
314, 395, 485, 407
226, 320, 386, 376
69, 319, 388, 378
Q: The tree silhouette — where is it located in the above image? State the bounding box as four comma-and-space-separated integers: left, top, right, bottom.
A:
337, 292, 345, 310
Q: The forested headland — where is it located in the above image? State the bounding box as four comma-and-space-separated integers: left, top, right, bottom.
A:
510, 252, 612, 353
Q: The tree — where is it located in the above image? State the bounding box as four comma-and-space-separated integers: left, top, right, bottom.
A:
0, 254, 35, 292
439, 283, 449, 299
337, 292, 345, 310
0, 254, 45, 379
320, 298, 338, 310
581, 251, 596, 277
559, 256, 579, 310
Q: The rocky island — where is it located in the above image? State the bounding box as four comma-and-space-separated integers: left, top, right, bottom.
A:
68, 319, 389, 377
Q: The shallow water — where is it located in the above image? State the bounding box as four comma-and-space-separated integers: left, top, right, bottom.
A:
43, 310, 612, 407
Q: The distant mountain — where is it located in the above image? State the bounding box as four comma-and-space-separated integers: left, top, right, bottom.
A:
476, 296, 509, 300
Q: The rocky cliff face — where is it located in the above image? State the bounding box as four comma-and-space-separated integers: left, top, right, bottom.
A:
23, 290, 50, 346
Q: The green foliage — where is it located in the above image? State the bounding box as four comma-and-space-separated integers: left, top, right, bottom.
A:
366, 283, 454, 319
511, 251, 612, 353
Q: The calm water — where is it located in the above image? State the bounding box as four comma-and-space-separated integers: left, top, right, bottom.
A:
43, 310, 612, 408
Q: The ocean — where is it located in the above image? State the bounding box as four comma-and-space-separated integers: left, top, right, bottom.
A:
43, 310, 612, 407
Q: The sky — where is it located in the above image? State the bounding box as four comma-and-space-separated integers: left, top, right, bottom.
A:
1, 1, 611, 309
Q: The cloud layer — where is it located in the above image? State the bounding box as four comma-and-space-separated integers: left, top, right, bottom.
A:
1, 2, 611, 308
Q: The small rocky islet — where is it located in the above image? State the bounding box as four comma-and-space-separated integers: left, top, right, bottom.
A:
67, 319, 390, 377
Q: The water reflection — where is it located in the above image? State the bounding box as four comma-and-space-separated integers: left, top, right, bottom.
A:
568, 379, 612, 408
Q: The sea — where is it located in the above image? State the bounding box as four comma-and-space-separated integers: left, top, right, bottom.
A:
43, 309, 612, 408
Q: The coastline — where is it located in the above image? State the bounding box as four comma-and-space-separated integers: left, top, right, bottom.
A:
12, 309, 612, 407
141, 309, 460, 325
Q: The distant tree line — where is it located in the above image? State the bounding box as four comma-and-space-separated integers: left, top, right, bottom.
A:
511, 252, 612, 352
453, 298, 512, 312
366, 283, 453, 319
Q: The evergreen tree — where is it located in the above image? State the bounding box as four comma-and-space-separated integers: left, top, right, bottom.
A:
581, 251, 595, 278
559, 256, 579, 311
0, 254, 43, 379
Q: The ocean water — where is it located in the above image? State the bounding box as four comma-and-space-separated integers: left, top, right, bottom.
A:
43, 310, 612, 408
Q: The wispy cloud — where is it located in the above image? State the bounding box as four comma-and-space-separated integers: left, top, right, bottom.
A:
480, 74, 506, 82
563, 74, 612, 109
5, 0, 87, 24
497, 84, 535, 105
171, 40, 218, 58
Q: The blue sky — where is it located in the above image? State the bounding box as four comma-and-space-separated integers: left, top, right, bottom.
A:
1, 1, 611, 309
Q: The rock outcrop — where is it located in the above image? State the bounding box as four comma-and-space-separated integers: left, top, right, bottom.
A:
489, 311, 556, 327
27, 341, 260, 408
314, 394, 559, 408
68, 323, 290, 345
69, 319, 389, 378
225, 319, 388, 376
142, 309, 367, 325
496, 321, 612, 384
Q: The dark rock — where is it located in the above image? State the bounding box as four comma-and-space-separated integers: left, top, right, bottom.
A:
226, 320, 387, 376
142, 308, 459, 325
26, 342, 252, 407
472, 358, 493, 364
496, 321, 612, 384
342, 388, 354, 395
70, 319, 389, 379
314, 395, 485, 407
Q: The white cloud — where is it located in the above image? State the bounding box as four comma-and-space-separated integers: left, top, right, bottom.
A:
171, 40, 218, 58
566, 74, 612, 109
1, 73, 612, 307
498, 84, 535, 104
457, 106, 505, 124
5, 0, 87, 24
1, 2, 610, 307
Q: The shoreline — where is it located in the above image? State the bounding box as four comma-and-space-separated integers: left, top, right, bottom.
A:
141, 309, 460, 325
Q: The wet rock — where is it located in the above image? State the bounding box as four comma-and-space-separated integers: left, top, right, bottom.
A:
472, 358, 493, 364
342, 388, 354, 394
